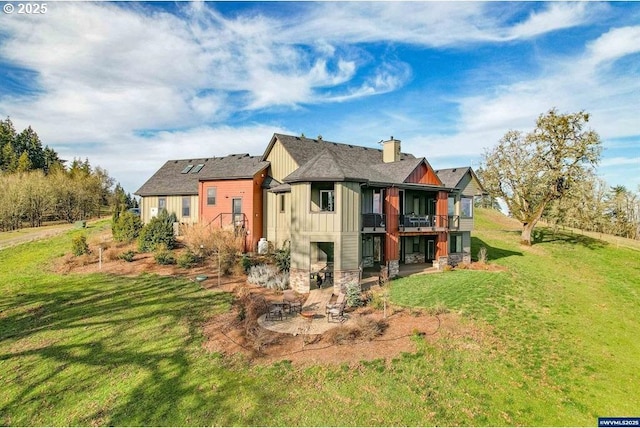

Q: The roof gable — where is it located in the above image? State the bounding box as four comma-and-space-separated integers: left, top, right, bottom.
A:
135, 154, 268, 196
435, 167, 486, 194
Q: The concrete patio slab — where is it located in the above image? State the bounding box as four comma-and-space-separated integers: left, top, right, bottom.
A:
258, 287, 351, 335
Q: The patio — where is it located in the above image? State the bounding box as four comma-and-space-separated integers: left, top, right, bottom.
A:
258, 287, 351, 335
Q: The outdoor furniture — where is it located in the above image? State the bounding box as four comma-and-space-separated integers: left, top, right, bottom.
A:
327, 301, 346, 323
326, 292, 346, 315
283, 290, 302, 314
261, 298, 284, 321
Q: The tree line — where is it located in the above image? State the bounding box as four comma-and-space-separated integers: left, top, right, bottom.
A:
479, 109, 639, 244
0, 117, 135, 231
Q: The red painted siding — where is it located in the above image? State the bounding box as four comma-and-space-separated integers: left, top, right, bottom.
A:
198, 171, 266, 252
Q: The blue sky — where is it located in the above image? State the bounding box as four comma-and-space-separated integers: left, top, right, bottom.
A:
0, 1, 639, 195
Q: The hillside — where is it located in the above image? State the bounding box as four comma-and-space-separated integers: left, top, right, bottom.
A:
0, 211, 638, 426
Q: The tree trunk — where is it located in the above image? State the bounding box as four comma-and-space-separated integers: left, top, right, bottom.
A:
521, 222, 535, 246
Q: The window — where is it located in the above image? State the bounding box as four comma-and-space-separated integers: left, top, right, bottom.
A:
461, 197, 473, 217
448, 196, 455, 216
158, 197, 166, 211
450, 234, 462, 253
279, 194, 285, 213
311, 182, 335, 212
182, 197, 190, 217
320, 190, 335, 211
181, 165, 193, 174
191, 164, 205, 174
207, 187, 216, 205
413, 236, 420, 253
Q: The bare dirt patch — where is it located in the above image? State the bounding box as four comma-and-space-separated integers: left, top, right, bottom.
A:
56, 238, 499, 367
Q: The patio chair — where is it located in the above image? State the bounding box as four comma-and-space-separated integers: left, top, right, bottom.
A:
327, 301, 346, 323
325, 292, 346, 315
283, 290, 302, 314
261, 298, 283, 321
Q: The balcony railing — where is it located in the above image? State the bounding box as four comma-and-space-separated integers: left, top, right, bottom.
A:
206, 212, 248, 232
361, 213, 386, 232
399, 214, 458, 231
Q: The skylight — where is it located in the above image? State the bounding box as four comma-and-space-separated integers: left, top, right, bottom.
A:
181, 165, 194, 174
191, 164, 205, 174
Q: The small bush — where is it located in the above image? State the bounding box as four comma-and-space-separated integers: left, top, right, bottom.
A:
345, 282, 363, 307
177, 251, 200, 269
112, 210, 143, 243
273, 242, 290, 272
118, 250, 136, 262
138, 210, 177, 252
71, 234, 89, 256
478, 246, 488, 264
246, 264, 289, 290
104, 247, 121, 261
154, 245, 176, 265
241, 253, 257, 273
324, 316, 388, 345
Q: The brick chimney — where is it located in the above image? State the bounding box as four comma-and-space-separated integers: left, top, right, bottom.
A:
382, 136, 401, 163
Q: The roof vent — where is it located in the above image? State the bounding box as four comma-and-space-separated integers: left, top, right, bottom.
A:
317, 135, 323, 140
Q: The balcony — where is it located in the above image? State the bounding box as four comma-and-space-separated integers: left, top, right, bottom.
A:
361, 213, 386, 233
399, 214, 458, 232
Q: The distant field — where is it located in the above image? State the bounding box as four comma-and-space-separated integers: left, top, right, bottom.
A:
0, 210, 638, 425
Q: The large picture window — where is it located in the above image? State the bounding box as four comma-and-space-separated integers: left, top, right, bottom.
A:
461, 197, 473, 217
207, 187, 216, 205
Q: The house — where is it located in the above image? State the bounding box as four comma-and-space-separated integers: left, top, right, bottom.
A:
135, 154, 269, 252
135, 133, 485, 294
261, 134, 486, 293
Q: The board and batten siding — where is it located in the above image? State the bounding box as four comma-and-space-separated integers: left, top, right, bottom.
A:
264, 191, 291, 248
289, 182, 362, 271
458, 172, 484, 197
140, 195, 198, 224
265, 139, 298, 182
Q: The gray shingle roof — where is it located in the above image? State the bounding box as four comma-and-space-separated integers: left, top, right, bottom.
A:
135, 154, 268, 196
434, 167, 471, 189
271, 134, 442, 186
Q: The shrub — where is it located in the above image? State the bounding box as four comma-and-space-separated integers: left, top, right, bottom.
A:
247, 264, 277, 287
273, 242, 290, 272
266, 272, 289, 290
241, 254, 256, 273
112, 210, 143, 243
478, 246, 488, 264
71, 234, 89, 256
154, 245, 176, 265
177, 251, 200, 269
118, 250, 136, 262
323, 316, 388, 345
345, 282, 363, 307
138, 210, 177, 252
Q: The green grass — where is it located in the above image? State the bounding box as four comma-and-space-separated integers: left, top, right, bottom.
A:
1, 210, 639, 425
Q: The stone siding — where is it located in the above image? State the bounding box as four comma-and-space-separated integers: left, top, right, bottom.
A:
388, 260, 399, 278
333, 269, 361, 294
404, 253, 424, 264
290, 268, 310, 293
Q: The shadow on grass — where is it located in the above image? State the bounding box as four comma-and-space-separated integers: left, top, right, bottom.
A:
533, 227, 608, 250
0, 273, 277, 425
471, 237, 523, 261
